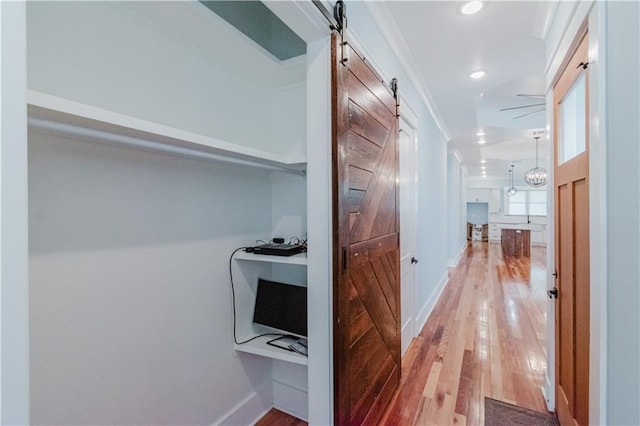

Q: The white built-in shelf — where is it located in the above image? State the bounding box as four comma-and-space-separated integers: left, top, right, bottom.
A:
234, 336, 308, 365
26, 90, 306, 173
234, 251, 307, 265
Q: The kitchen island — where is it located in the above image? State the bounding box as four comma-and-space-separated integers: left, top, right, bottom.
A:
489, 221, 547, 246
501, 228, 531, 257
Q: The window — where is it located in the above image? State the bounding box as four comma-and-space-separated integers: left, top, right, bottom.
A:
558, 73, 586, 164
505, 188, 547, 216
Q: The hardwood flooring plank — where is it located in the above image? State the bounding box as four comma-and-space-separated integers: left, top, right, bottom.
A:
254, 408, 306, 426
381, 242, 549, 425
422, 361, 442, 399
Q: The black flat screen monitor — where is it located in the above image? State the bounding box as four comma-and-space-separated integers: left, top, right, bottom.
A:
253, 278, 307, 337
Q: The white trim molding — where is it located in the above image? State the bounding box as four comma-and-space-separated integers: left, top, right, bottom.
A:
544, 1, 595, 90
1, 1, 30, 423
532, 1, 559, 41
586, 6, 608, 425
214, 381, 273, 426
543, 2, 608, 423
416, 271, 449, 334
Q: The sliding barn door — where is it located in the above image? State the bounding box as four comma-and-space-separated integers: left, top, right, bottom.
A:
332, 33, 401, 426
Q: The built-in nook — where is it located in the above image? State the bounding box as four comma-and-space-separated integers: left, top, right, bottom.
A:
27, 2, 317, 423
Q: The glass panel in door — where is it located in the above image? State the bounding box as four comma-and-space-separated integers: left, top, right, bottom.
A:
558, 73, 586, 164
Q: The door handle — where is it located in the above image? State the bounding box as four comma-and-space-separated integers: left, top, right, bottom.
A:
411, 257, 418, 264
547, 287, 558, 299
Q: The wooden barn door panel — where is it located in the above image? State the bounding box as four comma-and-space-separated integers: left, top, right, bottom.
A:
332, 33, 401, 426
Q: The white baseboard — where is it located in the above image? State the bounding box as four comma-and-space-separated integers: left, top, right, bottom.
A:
447, 243, 467, 267
543, 374, 555, 411
215, 381, 272, 426
415, 270, 449, 333
273, 378, 309, 421
401, 317, 413, 355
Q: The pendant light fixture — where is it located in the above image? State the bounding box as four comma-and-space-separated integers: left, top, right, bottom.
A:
507, 164, 518, 196
524, 136, 547, 187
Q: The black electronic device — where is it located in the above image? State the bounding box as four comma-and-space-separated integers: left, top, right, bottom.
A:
253, 278, 307, 337
252, 243, 303, 257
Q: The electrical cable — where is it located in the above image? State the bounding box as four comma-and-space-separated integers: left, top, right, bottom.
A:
229, 246, 285, 345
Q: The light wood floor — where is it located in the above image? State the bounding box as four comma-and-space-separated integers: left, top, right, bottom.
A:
256, 242, 549, 425
255, 408, 306, 426
381, 242, 549, 425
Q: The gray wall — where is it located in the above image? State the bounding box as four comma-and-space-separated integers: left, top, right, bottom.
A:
605, 2, 640, 424
28, 132, 278, 424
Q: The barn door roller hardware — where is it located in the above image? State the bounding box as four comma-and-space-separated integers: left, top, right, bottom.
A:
390, 78, 398, 99
333, 1, 347, 33
311, 0, 346, 33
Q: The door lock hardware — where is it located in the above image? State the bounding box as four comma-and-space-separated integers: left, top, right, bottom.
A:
547, 287, 558, 299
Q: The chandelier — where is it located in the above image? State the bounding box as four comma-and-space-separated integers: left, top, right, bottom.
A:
507, 164, 518, 196
524, 136, 547, 187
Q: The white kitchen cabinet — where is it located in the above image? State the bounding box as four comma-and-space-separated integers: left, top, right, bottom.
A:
489, 223, 501, 241
489, 189, 502, 213
531, 229, 546, 245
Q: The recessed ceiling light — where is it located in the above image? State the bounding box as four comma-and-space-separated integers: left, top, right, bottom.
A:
482, 174, 487, 178
478, 139, 486, 145
470, 70, 486, 80
476, 131, 485, 137
481, 166, 486, 170
480, 158, 486, 163
460, 0, 484, 15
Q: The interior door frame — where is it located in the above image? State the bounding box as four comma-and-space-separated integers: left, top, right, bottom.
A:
553, 31, 590, 426
544, 3, 607, 423
398, 98, 419, 354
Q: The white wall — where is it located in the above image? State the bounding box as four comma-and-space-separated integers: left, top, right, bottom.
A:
26, 2, 305, 159
1, 1, 29, 423
447, 154, 465, 266
467, 177, 509, 190
28, 131, 289, 425
603, 2, 640, 424
271, 84, 307, 160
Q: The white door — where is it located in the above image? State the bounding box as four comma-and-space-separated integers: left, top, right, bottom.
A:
399, 118, 418, 355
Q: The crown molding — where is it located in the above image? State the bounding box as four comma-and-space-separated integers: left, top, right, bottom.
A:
543, 0, 594, 90
364, 1, 452, 143
450, 150, 463, 165
532, 1, 559, 41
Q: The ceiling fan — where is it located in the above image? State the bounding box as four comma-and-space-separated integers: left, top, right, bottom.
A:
500, 94, 546, 119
